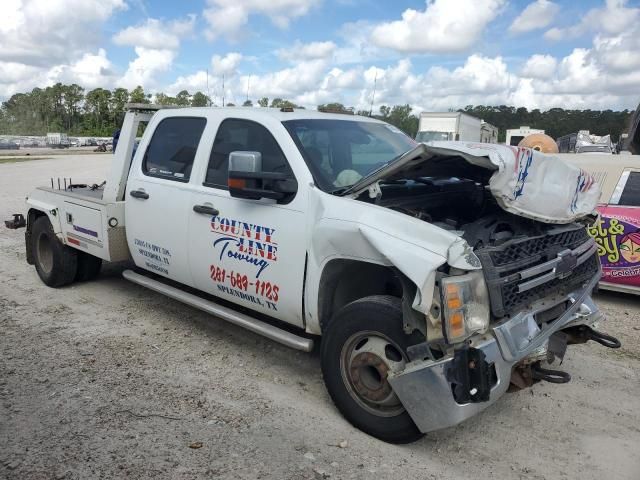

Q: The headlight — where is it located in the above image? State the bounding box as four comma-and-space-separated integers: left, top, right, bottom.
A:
441, 271, 490, 343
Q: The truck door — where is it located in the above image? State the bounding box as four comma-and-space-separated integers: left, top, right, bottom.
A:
187, 118, 307, 327
125, 115, 208, 287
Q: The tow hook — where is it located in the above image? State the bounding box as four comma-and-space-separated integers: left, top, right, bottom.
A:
531, 362, 571, 384
564, 325, 621, 349
510, 360, 571, 390
4, 214, 26, 229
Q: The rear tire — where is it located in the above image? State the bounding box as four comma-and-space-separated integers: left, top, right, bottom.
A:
320, 295, 424, 444
75, 252, 102, 282
32, 216, 78, 287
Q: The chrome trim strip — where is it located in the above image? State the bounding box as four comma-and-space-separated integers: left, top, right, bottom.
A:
517, 240, 597, 293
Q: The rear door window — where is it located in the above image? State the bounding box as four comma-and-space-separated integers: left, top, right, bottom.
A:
143, 117, 206, 182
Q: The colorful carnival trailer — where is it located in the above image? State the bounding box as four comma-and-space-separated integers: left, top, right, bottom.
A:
561, 153, 640, 294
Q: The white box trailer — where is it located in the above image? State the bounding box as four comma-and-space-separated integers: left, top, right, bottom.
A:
416, 112, 481, 143
506, 126, 544, 146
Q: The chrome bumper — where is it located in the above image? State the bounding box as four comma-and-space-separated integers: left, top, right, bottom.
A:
388, 276, 602, 433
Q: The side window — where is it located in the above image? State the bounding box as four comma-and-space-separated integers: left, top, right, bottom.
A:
618, 171, 640, 206
205, 119, 293, 188
143, 117, 206, 182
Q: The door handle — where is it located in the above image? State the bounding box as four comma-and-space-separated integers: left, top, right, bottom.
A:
130, 189, 149, 199
193, 204, 219, 216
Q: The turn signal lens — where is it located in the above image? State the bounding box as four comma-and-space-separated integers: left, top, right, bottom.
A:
441, 271, 490, 343
449, 312, 465, 338
447, 297, 462, 309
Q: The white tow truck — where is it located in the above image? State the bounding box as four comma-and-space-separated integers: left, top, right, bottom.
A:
21, 104, 620, 443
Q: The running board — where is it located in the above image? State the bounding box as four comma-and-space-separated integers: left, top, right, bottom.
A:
122, 269, 314, 352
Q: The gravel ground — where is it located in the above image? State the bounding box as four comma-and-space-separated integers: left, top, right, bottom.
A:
1, 155, 639, 480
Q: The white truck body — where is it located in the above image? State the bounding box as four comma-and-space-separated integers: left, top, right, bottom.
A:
506, 126, 544, 146
416, 112, 481, 143
23, 106, 616, 441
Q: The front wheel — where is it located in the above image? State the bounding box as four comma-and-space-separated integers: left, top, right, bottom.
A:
320, 295, 424, 443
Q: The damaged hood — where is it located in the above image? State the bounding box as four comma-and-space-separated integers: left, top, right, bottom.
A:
342, 141, 600, 224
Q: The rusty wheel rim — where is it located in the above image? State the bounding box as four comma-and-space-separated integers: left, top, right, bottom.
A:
339, 331, 407, 417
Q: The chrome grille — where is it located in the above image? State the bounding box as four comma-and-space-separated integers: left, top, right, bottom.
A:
476, 225, 600, 318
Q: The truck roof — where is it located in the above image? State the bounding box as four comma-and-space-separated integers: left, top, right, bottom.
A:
135, 106, 383, 124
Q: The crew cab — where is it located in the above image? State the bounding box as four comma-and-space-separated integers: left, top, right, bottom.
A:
21, 105, 620, 443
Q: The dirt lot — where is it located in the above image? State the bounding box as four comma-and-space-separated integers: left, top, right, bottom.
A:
1, 155, 639, 480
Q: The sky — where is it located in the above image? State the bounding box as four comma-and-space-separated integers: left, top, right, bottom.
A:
1, 0, 639, 112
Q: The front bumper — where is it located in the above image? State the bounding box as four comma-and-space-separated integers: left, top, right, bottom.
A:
388, 275, 603, 433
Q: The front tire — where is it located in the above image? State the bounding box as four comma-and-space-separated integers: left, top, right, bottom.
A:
31, 216, 78, 287
321, 295, 424, 444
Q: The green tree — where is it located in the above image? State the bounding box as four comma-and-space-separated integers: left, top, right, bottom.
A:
258, 97, 269, 107
270, 98, 299, 109
110, 87, 129, 127
129, 86, 150, 104
175, 90, 191, 106
243, 99, 253, 107
155, 93, 177, 105
377, 104, 419, 137
318, 103, 353, 113
63, 84, 84, 132
191, 91, 210, 107
84, 88, 112, 135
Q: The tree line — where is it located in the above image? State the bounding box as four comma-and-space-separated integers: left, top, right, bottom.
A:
0, 82, 633, 141
318, 102, 634, 142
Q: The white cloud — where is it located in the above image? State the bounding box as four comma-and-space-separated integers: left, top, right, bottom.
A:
203, 0, 319, 40
112, 15, 195, 90
113, 16, 195, 50
0, 49, 116, 97
211, 53, 244, 76
544, 0, 639, 41
61, 49, 116, 89
0, 0, 126, 67
509, 0, 559, 34
370, 0, 505, 54
168, 71, 210, 95
521, 54, 558, 79
118, 48, 176, 89
592, 30, 640, 73
277, 41, 336, 62
239, 59, 329, 99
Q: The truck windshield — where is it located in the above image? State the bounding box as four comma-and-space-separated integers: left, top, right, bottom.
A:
283, 119, 416, 193
415, 131, 451, 142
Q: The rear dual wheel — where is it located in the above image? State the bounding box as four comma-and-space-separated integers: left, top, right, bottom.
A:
321, 295, 424, 444
31, 216, 101, 287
